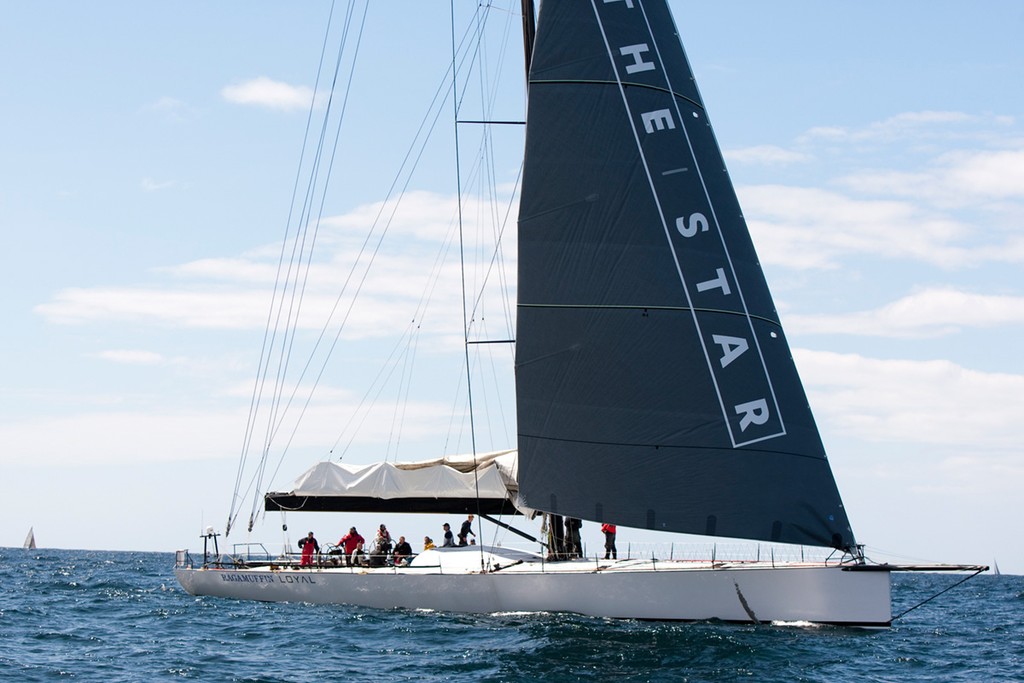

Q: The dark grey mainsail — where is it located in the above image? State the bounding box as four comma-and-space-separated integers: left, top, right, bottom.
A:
515, 0, 854, 549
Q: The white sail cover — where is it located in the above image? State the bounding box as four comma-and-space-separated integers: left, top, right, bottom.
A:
288, 450, 517, 498
265, 450, 523, 515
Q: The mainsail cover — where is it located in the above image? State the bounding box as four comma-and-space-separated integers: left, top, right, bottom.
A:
264, 450, 522, 515
515, 0, 855, 549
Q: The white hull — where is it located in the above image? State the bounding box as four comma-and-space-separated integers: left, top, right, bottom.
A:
175, 547, 892, 627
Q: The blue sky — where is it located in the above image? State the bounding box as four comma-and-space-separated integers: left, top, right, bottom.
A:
2, 2, 1022, 575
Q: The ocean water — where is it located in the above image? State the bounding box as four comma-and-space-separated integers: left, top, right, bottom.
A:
0, 549, 1019, 682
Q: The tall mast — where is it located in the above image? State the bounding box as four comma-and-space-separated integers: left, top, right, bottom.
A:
521, 0, 536, 78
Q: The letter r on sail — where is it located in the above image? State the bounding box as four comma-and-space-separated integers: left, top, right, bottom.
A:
620, 44, 656, 73
735, 399, 770, 431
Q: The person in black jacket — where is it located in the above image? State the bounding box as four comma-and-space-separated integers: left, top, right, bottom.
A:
393, 536, 413, 565
458, 514, 476, 546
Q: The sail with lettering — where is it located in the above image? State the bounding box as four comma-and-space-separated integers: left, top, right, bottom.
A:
515, 0, 852, 549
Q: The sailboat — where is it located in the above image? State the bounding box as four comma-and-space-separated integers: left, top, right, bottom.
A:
175, 0, 984, 626
24, 527, 36, 550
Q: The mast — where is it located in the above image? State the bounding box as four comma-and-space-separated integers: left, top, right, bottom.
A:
521, 0, 536, 78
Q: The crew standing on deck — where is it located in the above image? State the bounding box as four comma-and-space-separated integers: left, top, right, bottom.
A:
601, 523, 617, 560
338, 527, 365, 567
565, 518, 582, 558
298, 531, 319, 566
458, 514, 476, 546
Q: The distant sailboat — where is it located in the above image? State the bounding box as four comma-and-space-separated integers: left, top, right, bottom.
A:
993, 560, 1001, 576
24, 527, 36, 550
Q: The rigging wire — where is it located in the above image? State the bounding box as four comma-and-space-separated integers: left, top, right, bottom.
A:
891, 566, 988, 621
328, 204, 462, 460
262, 37, 464, 481
256, 7, 484, 470
448, 0, 513, 570
329, 320, 419, 458
245, 1, 371, 534
260, 7, 499, 484
386, 318, 421, 461
227, 0, 523, 537
227, 0, 340, 537
458, 5, 519, 461
253, 0, 370, 504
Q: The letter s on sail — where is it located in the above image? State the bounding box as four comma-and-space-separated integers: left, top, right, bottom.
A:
675, 212, 708, 238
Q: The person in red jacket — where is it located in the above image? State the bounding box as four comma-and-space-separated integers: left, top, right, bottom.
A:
338, 527, 365, 567
601, 523, 617, 560
298, 531, 319, 566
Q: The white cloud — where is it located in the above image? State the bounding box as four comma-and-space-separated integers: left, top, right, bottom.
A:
0, 410, 243, 467
840, 147, 1024, 207
141, 177, 175, 192
142, 96, 195, 122
317, 190, 474, 244
741, 185, 973, 269
35, 287, 272, 329
221, 77, 314, 111
802, 110, 1004, 145
907, 450, 1024, 497
159, 258, 279, 284
91, 349, 167, 365
724, 144, 809, 166
32, 284, 440, 340
737, 111, 1024, 270
787, 288, 1024, 338
796, 348, 1024, 451
946, 147, 1024, 199
35, 192, 515, 342
147, 96, 186, 111
0, 397, 462, 468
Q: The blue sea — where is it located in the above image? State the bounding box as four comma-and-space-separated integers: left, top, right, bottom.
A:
1, 549, 1020, 682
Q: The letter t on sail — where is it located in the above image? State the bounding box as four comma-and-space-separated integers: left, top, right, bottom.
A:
696, 268, 732, 296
